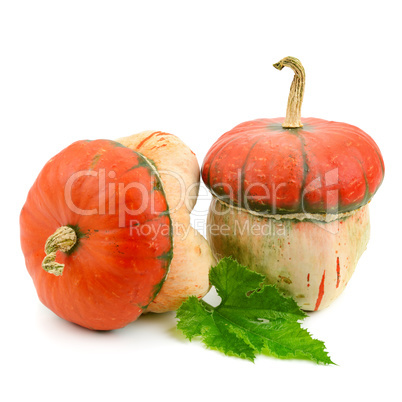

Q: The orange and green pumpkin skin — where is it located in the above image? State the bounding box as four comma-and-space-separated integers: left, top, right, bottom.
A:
202, 117, 384, 310
202, 117, 384, 215
20, 140, 173, 330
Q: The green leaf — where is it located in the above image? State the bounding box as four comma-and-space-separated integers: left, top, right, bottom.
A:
176, 257, 334, 365
210, 258, 307, 321
176, 296, 213, 340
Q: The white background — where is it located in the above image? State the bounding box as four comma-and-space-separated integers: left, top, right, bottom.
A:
1, 1, 401, 401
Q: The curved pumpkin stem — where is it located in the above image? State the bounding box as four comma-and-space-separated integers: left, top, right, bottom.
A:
273, 56, 305, 129
42, 226, 77, 276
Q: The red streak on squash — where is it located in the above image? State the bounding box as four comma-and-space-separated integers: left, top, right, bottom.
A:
307, 273, 310, 287
336, 257, 341, 288
136, 131, 160, 149
314, 270, 326, 311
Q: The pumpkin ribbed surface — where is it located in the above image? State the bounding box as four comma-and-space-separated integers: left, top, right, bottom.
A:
202, 117, 384, 214
20, 139, 173, 330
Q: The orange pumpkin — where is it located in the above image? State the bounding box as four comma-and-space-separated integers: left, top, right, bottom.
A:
202, 57, 384, 310
20, 139, 173, 330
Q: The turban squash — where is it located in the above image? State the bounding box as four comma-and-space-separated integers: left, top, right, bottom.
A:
20, 133, 214, 330
202, 57, 384, 311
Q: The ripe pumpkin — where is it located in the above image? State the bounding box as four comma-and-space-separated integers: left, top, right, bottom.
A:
20, 139, 173, 330
117, 131, 215, 313
202, 57, 384, 311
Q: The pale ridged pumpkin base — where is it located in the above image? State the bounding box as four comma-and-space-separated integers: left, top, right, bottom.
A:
118, 131, 215, 313
207, 197, 370, 311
